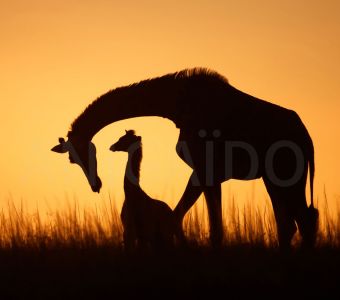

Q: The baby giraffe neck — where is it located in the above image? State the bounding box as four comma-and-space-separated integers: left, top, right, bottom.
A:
124, 144, 142, 191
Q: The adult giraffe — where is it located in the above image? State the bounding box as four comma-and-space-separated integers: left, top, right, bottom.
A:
52, 68, 318, 250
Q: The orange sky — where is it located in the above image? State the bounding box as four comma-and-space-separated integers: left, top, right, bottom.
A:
1, 0, 339, 213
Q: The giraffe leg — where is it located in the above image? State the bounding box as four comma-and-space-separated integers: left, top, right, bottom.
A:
173, 172, 203, 245
294, 194, 319, 250
121, 203, 137, 252
123, 228, 136, 253
204, 184, 223, 248
263, 177, 298, 252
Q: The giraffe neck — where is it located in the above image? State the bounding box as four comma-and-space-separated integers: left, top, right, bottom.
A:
68, 75, 180, 141
124, 145, 143, 198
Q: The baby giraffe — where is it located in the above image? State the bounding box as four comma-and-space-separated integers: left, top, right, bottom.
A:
110, 130, 175, 251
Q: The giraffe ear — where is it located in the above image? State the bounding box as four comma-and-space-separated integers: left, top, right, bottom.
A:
51, 138, 69, 153
51, 144, 68, 153
126, 130, 135, 135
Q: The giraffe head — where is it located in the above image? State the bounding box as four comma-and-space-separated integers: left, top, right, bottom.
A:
51, 134, 102, 193
110, 130, 141, 153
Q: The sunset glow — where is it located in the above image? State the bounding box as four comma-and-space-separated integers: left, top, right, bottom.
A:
1, 0, 340, 214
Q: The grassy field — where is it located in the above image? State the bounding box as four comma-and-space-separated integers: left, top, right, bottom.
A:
0, 196, 339, 299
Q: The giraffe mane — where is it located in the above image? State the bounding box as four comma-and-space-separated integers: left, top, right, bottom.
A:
69, 67, 229, 135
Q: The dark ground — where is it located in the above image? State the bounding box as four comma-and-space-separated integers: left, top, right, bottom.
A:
0, 245, 339, 299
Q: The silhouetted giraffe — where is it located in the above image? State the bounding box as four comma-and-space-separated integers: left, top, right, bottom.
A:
52, 68, 318, 250
110, 130, 175, 251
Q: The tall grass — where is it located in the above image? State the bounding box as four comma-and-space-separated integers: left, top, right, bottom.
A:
0, 195, 339, 250
0, 197, 122, 249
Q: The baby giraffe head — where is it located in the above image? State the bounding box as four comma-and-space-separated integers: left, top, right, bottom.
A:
110, 130, 141, 153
